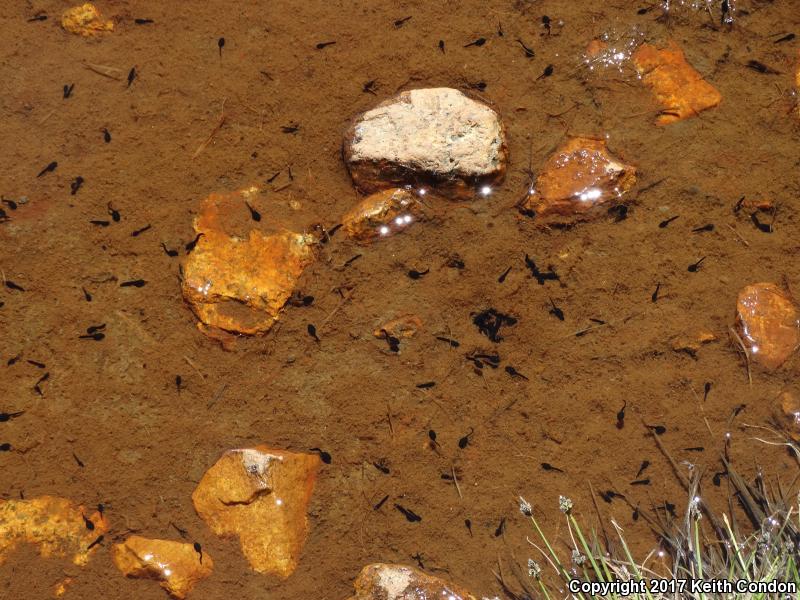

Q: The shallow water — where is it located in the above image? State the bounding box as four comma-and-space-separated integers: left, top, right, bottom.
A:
1, 0, 799, 598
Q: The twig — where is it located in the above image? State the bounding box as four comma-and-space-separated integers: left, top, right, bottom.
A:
84, 62, 123, 80
192, 99, 227, 159
728, 326, 752, 384
725, 223, 750, 247
318, 288, 354, 332
451, 464, 462, 499
207, 383, 228, 409
183, 356, 206, 380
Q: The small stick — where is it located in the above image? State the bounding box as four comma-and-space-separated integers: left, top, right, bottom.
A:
725, 223, 750, 247
183, 356, 206, 380
38, 109, 56, 125
452, 464, 462, 499
318, 289, 354, 332
728, 326, 752, 384
84, 62, 123, 80
192, 99, 227, 159
386, 404, 394, 437
207, 382, 228, 409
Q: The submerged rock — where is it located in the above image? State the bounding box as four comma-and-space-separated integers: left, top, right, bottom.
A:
113, 536, 213, 599
192, 445, 320, 578
373, 314, 423, 339
344, 88, 507, 199
0, 496, 108, 566
671, 329, 717, 358
775, 391, 800, 442
61, 3, 114, 36
181, 188, 316, 336
520, 137, 636, 222
633, 41, 722, 125
736, 283, 800, 370
342, 188, 426, 243
347, 563, 478, 600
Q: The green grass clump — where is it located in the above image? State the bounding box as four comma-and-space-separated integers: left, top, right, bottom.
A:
501, 434, 800, 600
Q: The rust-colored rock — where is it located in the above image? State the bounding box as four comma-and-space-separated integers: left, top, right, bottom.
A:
192, 445, 320, 578
342, 188, 425, 243
736, 283, 800, 370
113, 536, 213, 599
0, 496, 108, 566
347, 563, 478, 600
633, 41, 722, 125
373, 315, 423, 339
61, 3, 114, 36
775, 391, 800, 442
672, 329, 717, 357
344, 88, 507, 199
520, 136, 636, 222
181, 188, 316, 336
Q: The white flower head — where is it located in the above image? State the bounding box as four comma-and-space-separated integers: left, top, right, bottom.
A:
571, 549, 586, 565
559, 495, 573, 514
689, 495, 702, 521
518, 496, 532, 516
527, 558, 541, 579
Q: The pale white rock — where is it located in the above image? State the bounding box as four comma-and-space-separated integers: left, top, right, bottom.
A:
343, 88, 507, 199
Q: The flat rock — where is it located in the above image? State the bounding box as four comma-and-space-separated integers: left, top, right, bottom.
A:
0, 496, 109, 567
347, 563, 478, 600
520, 136, 636, 222
61, 3, 114, 36
181, 188, 316, 336
633, 41, 721, 125
373, 314, 423, 339
192, 445, 320, 578
113, 536, 213, 599
736, 283, 800, 370
344, 88, 507, 199
341, 188, 426, 244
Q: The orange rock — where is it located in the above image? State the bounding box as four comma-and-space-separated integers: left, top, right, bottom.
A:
373, 314, 423, 339
347, 563, 478, 600
54, 578, 74, 597
736, 283, 800, 370
776, 391, 800, 442
633, 41, 721, 125
742, 198, 775, 212
61, 3, 114, 36
520, 137, 636, 221
342, 188, 425, 244
0, 496, 108, 566
113, 536, 213, 599
192, 446, 320, 578
586, 39, 608, 58
181, 188, 316, 336
672, 329, 717, 356
796, 50, 800, 115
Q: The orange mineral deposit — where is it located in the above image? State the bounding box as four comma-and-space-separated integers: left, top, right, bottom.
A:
192, 445, 320, 578
348, 563, 478, 600
181, 188, 316, 336
0, 496, 108, 566
736, 283, 800, 370
520, 136, 636, 222
113, 536, 213, 599
61, 4, 114, 36
633, 41, 721, 125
